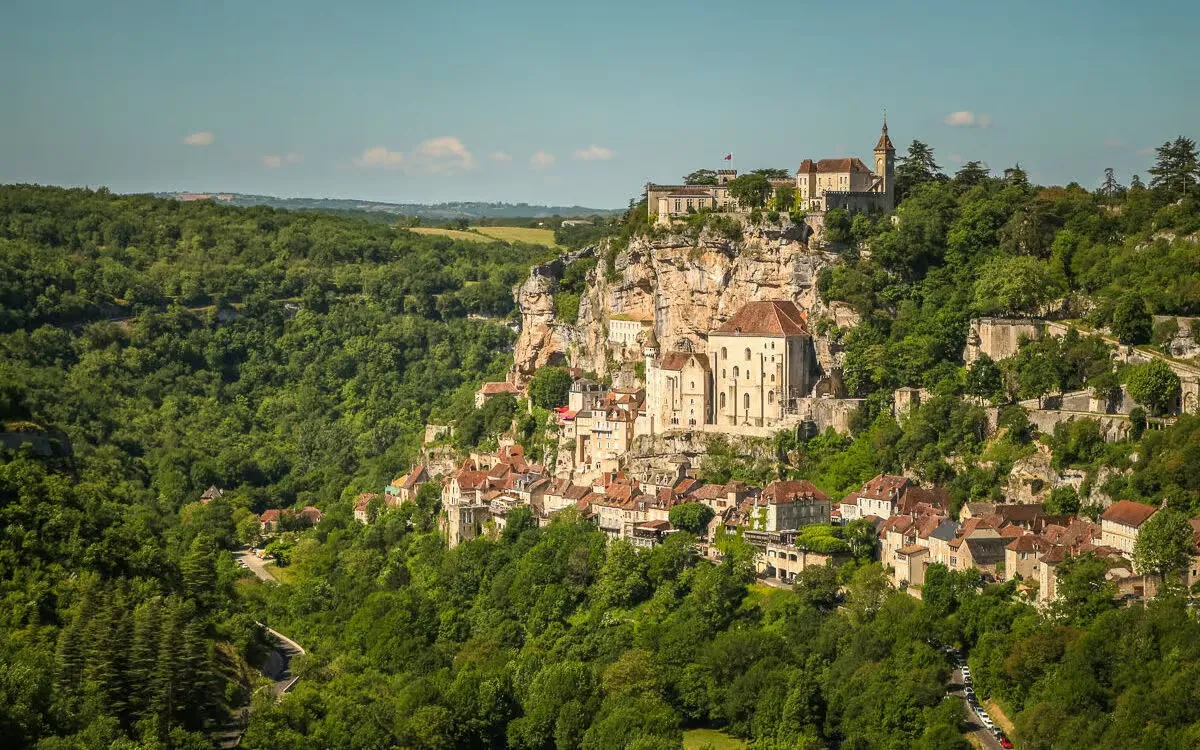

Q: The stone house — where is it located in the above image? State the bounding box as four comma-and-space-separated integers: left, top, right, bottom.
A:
760, 541, 845, 584
1004, 532, 1051, 582
441, 469, 491, 548
959, 537, 1008, 576
608, 313, 654, 353
354, 492, 380, 524
474, 381, 518, 408
756, 480, 831, 531
575, 391, 643, 473
1100, 500, 1159, 560
644, 347, 712, 431
386, 465, 428, 506
568, 378, 605, 413
892, 545, 930, 588
200, 485, 224, 504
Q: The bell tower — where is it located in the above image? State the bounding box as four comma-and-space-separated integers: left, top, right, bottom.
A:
874, 118, 896, 210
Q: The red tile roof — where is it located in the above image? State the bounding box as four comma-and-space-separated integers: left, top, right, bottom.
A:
764, 480, 829, 505
456, 470, 490, 491
479, 381, 518, 395
815, 157, 873, 173
1101, 500, 1158, 528
714, 300, 809, 337
659, 351, 711, 372
897, 544, 929, 556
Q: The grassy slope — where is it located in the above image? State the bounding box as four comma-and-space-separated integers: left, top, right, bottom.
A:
474, 226, 562, 247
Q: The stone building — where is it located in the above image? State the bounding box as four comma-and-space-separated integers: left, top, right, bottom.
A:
640, 300, 816, 435
709, 301, 815, 428
1100, 500, 1159, 560
646, 122, 895, 223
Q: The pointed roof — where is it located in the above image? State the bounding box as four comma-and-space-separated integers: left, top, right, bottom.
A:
875, 121, 895, 152
713, 300, 809, 337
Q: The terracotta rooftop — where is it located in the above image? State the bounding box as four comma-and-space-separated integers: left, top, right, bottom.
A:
659, 351, 711, 372
858, 474, 910, 499
456, 470, 490, 491
713, 300, 809, 337
1005, 533, 1046, 553
478, 381, 518, 395
1101, 500, 1158, 528
897, 544, 928, 556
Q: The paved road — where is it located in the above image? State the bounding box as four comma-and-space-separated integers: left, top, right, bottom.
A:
948, 665, 1003, 750
235, 549, 276, 582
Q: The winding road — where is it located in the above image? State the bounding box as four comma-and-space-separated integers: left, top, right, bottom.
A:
213, 552, 304, 748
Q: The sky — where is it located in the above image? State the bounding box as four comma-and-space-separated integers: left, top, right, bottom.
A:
2, 0, 1198, 208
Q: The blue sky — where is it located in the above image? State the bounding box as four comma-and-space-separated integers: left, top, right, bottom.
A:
2, 0, 1197, 208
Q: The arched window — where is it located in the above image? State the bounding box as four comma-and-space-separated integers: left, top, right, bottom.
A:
744, 348, 751, 361
719, 392, 726, 409
768, 391, 775, 404
690, 381, 695, 390
743, 393, 751, 409
733, 366, 739, 378
722, 369, 726, 378
720, 347, 727, 359
770, 374, 775, 382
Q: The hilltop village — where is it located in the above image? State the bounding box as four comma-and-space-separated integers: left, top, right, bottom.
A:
271, 123, 1200, 612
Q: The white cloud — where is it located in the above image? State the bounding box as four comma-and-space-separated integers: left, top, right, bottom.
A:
262, 153, 303, 168
488, 151, 513, 162
1137, 146, 1156, 155
353, 146, 407, 169
412, 136, 475, 174
354, 137, 476, 174
1103, 138, 1126, 149
530, 150, 556, 168
182, 131, 215, 146
572, 145, 614, 161
944, 111, 991, 128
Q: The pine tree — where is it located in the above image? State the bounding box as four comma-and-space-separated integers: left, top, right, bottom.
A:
181, 535, 217, 609
1100, 167, 1122, 199
1003, 164, 1030, 189
1148, 136, 1199, 200
895, 140, 944, 201
128, 597, 163, 723
1130, 173, 1145, 190
953, 160, 989, 188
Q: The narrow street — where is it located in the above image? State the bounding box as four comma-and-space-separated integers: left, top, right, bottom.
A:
948, 665, 1003, 750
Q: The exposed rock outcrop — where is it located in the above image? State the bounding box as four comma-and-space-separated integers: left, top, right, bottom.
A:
510, 222, 846, 386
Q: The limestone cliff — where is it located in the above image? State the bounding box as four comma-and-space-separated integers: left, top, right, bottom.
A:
511, 221, 850, 386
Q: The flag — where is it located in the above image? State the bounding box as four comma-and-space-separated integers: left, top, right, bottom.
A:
723, 153, 733, 161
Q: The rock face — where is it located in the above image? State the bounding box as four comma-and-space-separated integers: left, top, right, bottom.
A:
511, 222, 846, 385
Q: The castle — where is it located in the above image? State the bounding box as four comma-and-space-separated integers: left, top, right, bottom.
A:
646, 121, 895, 223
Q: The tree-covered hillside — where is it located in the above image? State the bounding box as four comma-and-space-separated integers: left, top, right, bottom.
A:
2, 130, 1200, 750
817, 141, 1200, 399
0, 185, 553, 748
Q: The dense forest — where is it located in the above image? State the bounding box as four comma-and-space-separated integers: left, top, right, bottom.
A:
2, 131, 1200, 749
0, 186, 550, 747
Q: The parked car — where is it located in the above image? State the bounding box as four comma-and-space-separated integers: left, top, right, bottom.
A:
999, 736, 1014, 749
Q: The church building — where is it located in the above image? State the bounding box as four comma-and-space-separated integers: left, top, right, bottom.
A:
642, 300, 816, 434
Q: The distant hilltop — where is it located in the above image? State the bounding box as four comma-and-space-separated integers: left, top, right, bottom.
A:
153, 192, 620, 219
